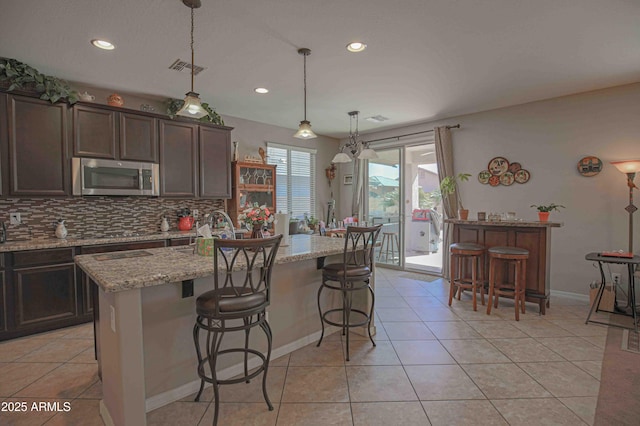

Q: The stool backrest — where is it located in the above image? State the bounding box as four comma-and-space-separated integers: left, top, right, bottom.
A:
343, 224, 383, 270
213, 235, 282, 304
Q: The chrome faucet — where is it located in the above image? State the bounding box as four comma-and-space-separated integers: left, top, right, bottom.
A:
208, 210, 236, 239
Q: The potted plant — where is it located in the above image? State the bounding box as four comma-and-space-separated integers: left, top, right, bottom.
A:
439, 173, 471, 219
530, 203, 564, 222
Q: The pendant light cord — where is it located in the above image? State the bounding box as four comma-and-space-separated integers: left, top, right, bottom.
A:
303, 52, 307, 121
190, 5, 195, 92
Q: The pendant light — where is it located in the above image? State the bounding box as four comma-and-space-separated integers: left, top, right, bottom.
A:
332, 111, 378, 163
293, 48, 317, 139
176, 0, 209, 119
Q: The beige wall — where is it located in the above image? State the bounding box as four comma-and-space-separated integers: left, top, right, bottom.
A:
345, 82, 640, 295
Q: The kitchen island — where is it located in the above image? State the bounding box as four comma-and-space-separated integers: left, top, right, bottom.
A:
446, 219, 563, 314
75, 235, 364, 426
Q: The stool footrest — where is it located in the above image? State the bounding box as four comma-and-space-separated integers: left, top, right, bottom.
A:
321, 308, 371, 328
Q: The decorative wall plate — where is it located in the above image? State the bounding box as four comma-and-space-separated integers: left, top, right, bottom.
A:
500, 171, 515, 186
488, 175, 500, 186
577, 156, 603, 177
478, 170, 491, 184
514, 169, 530, 183
508, 162, 522, 173
488, 157, 509, 176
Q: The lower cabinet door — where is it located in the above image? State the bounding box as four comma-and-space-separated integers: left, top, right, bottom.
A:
0, 271, 6, 332
13, 263, 77, 328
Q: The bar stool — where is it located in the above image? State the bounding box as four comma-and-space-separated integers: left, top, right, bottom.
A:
317, 224, 382, 361
193, 235, 282, 426
377, 231, 400, 262
448, 242, 486, 311
486, 246, 529, 320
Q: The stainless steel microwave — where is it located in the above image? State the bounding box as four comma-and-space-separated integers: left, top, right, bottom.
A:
72, 158, 159, 196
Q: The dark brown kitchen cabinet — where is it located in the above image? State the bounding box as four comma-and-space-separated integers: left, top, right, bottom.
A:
7, 95, 69, 196
199, 125, 231, 198
1, 248, 89, 341
159, 120, 198, 197
0, 255, 6, 332
0, 93, 7, 197
73, 104, 158, 162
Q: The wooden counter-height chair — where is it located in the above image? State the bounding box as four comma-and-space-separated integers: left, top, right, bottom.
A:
316, 224, 382, 361
486, 246, 529, 320
449, 242, 486, 311
193, 235, 282, 426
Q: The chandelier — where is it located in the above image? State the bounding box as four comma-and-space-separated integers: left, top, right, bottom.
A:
331, 111, 378, 163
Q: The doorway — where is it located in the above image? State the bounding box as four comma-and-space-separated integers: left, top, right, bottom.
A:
364, 144, 443, 274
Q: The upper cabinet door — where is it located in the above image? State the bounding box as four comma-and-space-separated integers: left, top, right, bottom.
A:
199, 126, 231, 199
8, 95, 69, 196
159, 120, 198, 197
119, 113, 158, 162
73, 105, 117, 159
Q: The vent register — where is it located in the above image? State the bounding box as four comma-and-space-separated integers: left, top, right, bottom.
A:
169, 59, 206, 76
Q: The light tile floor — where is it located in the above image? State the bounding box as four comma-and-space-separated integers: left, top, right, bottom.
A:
0, 268, 608, 425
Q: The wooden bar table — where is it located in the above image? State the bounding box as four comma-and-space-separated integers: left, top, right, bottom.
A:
445, 219, 563, 314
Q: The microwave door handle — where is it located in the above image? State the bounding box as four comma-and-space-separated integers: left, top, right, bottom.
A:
139, 169, 144, 190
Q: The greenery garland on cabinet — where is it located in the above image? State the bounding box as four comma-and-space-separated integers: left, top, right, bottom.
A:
0, 57, 78, 104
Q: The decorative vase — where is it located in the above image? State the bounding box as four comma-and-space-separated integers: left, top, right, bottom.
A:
250, 224, 265, 239
538, 211, 550, 222
458, 209, 469, 220
55, 220, 67, 239
178, 216, 194, 231
107, 93, 124, 107
160, 217, 170, 232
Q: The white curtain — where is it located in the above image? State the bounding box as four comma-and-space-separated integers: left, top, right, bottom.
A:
434, 126, 455, 279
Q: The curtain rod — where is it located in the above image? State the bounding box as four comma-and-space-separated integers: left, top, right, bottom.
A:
363, 124, 460, 144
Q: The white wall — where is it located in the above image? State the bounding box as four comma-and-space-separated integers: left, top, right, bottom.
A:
350, 82, 640, 295
221, 115, 340, 222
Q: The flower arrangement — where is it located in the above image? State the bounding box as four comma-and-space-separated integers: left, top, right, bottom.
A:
238, 203, 274, 229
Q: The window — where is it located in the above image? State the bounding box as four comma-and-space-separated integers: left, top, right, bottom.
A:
267, 143, 316, 220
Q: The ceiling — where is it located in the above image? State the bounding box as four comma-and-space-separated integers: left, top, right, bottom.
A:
1, 0, 639, 138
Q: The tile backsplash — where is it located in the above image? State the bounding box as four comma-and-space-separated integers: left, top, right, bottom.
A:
0, 197, 225, 241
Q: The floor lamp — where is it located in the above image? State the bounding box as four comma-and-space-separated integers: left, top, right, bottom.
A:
611, 160, 640, 253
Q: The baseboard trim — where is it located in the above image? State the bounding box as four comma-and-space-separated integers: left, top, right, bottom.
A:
550, 289, 589, 302
144, 326, 340, 413
99, 399, 115, 426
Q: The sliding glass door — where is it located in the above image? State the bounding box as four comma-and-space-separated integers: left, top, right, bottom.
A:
364, 143, 443, 274
403, 145, 443, 274
365, 148, 402, 267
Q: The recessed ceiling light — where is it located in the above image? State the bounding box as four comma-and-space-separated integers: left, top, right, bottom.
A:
91, 39, 115, 50
254, 87, 269, 94
346, 42, 367, 53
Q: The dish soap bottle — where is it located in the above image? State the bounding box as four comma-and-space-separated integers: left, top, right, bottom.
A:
160, 216, 170, 232
55, 219, 67, 239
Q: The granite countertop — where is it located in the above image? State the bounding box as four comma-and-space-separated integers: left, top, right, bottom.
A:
445, 219, 563, 228
75, 235, 348, 293
0, 231, 198, 253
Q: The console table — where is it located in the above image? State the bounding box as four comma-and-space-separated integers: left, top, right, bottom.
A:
446, 219, 563, 314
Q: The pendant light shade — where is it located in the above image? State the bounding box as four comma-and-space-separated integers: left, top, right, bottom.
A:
294, 120, 316, 139
176, 91, 208, 118
176, 0, 209, 119
331, 152, 352, 163
358, 146, 379, 160
294, 48, 317, 139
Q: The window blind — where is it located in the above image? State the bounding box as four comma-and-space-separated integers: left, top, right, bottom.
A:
267, 143, 316, 220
